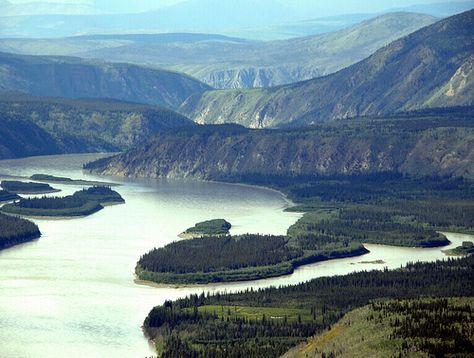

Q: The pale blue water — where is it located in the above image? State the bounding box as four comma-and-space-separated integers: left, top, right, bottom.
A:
0, 154, 470, 358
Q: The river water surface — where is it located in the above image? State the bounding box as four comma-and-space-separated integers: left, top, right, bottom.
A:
0, 154, 471, 358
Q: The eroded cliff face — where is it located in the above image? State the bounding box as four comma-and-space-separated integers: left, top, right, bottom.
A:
179, 11, 474, 128
85, 123, 474, 180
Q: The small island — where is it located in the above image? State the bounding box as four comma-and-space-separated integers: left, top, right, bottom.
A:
0, 212, 41, 250
136, 218, 368, 285
0, 186, 124, 218
443, 241, 474, 256
179, 218, 232, 239
1, 180, 60, 194
0, 189, 20, 202
30, 174, 119, 187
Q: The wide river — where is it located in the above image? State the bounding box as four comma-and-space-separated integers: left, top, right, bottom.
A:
0, 154, 471, 358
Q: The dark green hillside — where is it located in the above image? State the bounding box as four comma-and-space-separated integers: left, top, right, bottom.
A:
0, 52, 211, 110
143, 256, 474, 357
85, 108, 474, 179
0, 213, 41, 250
0, 93, 195, 159
0, 115, 63, 158
284, 297, 474, 358
180, 10, 474, 127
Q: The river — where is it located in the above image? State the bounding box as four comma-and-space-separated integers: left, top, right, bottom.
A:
0, 154, 471, 358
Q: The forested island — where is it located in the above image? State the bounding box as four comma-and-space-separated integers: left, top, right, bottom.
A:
30, 174, 118, 187
135, 175, 473, 285
0, 186, 124, 217
143, 256, 474, 357
443, 241, 474, 256
179, 219, 231, 239
1, 180, 59, 194
0, 213, 41, 250
0, 189, 20, 202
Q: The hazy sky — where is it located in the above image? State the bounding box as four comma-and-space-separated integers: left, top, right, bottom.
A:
6, 0, 470, 15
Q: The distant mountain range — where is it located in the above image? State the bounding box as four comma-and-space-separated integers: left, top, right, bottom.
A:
0, 52, 211, 110
0, 93, 194, 159
0, 0, 472, 39
0, 12, 438, 89
180, 10, 474, 127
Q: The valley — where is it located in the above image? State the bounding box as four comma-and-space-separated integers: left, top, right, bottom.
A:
0, 154, 471, 357
180, 10, 474, 127
0, 3, 473, 358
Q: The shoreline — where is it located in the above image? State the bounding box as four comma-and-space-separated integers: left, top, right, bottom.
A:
132, 234, 469, 289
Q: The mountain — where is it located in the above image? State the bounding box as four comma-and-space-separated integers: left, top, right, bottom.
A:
0, 13, 437, 89
180, 10, 474, 127
0, 2, 99, 17
0, 0, 301, 39
392, 0, 474, 17
0, 93, 194, 159
84, 107, 474, 180
0, 0, 472, 39
0, 52, 211, 110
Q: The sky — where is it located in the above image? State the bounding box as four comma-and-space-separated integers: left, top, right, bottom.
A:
5, 0, 470, 15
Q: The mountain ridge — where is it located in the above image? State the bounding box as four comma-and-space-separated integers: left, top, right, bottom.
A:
0, 93, 195, 159
84, 107, 474, 180
0, 51, 211, 110
0, 12, 438, 89
180, 10, 474, 127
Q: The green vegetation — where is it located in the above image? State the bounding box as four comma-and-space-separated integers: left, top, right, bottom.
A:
0, 52, 211, 111
1, 180, 59, 194
136, 234, 303, 284
284, 297, 474, 358
30, 174, 118, 187
1, 196, 103, 217
143, 256, 474, 357
0, 13, 436, 89
0, 92, 194, 160
179, 219, 231, 239
0, 212, 41, 250
443, 241, 474, 256
86, 109, 474, 181
180, 11, 474, 127
0, 186, 124, 217
0, 189, 19, 202
72, 186, 125, 204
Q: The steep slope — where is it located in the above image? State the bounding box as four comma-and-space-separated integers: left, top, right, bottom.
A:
0, 93, 194, 159
0, 52, 211, 110
0, 13, 437, 89
180, 10, 474, 127
84, 108, 474, 180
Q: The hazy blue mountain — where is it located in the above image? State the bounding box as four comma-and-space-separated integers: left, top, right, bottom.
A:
180, 10, 474, 127
0, 92, 194, 159
391, 0, 474, 17
1, 0, 471, 39
0, 1, 99, 16
0, 52, 211, 109
0, 13, 437, 89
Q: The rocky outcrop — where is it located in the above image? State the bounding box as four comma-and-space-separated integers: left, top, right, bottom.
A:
180, 10, 474, 127
84, 115, 474, 180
